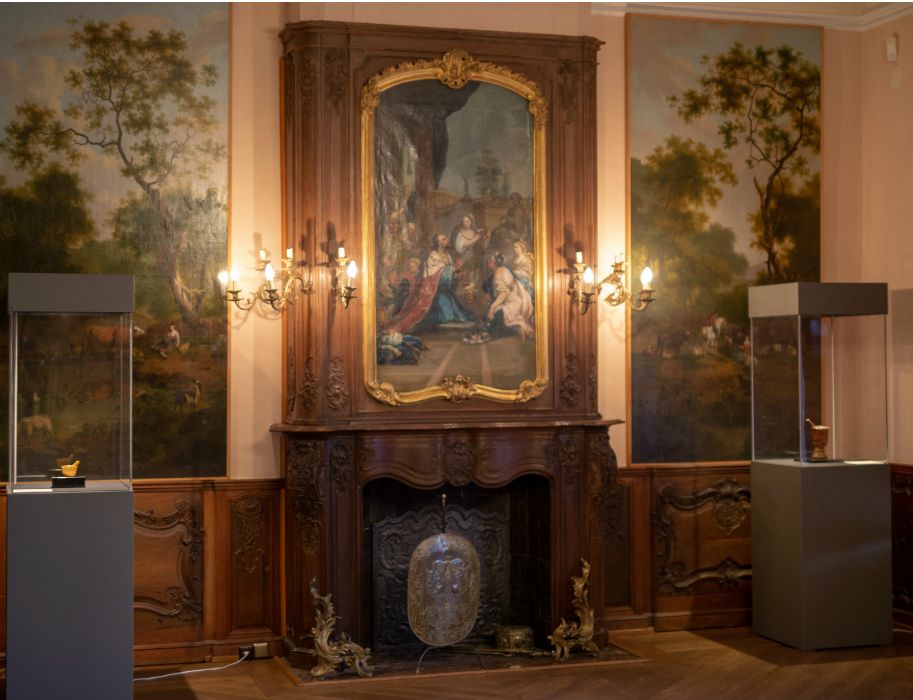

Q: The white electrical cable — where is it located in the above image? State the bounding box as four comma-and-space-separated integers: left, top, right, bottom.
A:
133, 650, 251, 683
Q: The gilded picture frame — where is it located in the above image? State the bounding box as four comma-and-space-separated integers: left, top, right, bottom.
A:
361, 50, 549, 405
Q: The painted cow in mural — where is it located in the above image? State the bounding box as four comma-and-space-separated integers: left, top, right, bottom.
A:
18, 414, 53, 438
83, 324, 144, 352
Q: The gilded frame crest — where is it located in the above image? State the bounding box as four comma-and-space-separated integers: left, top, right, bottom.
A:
361, 50, 549, 406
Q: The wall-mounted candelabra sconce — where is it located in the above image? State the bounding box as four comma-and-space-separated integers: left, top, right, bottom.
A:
599, 256, 654, 311
219, 246, 313, 311
331, 246, 358, 309
569, 251, 655, 315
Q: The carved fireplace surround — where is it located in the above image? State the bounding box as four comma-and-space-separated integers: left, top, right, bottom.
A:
273, 21, 619, 667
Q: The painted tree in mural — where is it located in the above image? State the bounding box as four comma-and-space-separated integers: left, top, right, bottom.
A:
671, 44, 820, 283
0, 20, 224, 327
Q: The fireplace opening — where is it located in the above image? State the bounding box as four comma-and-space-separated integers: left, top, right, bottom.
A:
362, 475, 551, 651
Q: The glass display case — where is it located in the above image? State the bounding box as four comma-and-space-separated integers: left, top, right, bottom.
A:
749, 282, 888, 465
7, 273, 133, 491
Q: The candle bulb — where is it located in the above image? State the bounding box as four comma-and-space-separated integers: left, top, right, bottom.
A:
229, 265, 239, 292
640, 266, 654, 291
217, 270, 228, 289
582, 266, 595, 289
286, 247, 294, 260
337, 246, 346, 261
264, 262, 275, 285
575, 251, 584, 265
259, 249, 267, 262
346, 260, 358, 281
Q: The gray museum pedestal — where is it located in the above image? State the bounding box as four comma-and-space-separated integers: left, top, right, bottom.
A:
751, 460, 892, 650
6, 487, 134, 699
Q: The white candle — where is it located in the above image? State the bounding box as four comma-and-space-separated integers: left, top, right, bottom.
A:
229, 265, 240, 292
337, 246, 346, 260
264, 263, 275, 284
259, 248, 267, 262
575, 251, 584, 265
346, 260, 358, 281
286, 247, 294, 260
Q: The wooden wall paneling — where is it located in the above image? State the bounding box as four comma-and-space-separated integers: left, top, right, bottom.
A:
892, 464, 913, 628
603, 468, 654, 631
219, 482, 283, 644
133, 485, 205, 659
132, 479, 283, 665
650, 467, 752, 631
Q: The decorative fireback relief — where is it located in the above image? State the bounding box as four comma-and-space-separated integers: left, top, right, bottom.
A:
373, 503, 508, 649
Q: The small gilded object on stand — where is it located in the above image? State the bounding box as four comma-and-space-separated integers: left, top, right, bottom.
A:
806, 417, 830, 461
549, 558, 600, 662
52, 457, 86, 488
307, 577, 374, 679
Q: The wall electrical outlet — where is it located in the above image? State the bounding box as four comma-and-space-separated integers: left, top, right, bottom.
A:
238, 644, 255, 660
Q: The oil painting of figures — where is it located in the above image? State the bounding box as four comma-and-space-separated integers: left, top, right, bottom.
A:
373, 79, 537, 394
629, 16, 821, 463
0, 4, 228, 477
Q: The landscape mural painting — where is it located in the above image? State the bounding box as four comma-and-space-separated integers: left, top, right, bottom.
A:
0, 4, 228, 478
367, 69, 545, 403
628, 16, 821, 463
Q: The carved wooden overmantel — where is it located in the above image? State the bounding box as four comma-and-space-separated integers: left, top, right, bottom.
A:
274, 21, 616, 667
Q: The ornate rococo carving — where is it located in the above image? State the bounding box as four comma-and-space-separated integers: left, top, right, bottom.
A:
287, 440, 325, 555
134, 500, 204, 622
329, 441, 353, 490
233, 495, 266, 575
287, 350, 296, 414
587, 431, 624, 552
325, 47, 348, 113
326, 356, 350, 410
559, 434, 582, 488
588, 353, 598, 412
558, 60, 579, 124
560, 354, 582, 407
298, 50, 316, 117
441, 374, 477, 403
298, 356, 318, 410
362, 49, 548, 121
436, 436, 489, 486
284, 53, 295, 133
654, 478, 752, 594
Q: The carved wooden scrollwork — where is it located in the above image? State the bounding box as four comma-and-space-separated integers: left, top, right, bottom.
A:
325, 47, 348, 114
559, 434, 582, 488
233, 495, 266, 575
287, 350, 296, 414
560, 354, 581, 407
558, 59, 579, 124
586, 431, 624, 552
299, 356, 318, 410
654, 478, 752, 594
329, 441, 354, 490
436, 436, 489, 486
326, 357, 350, 410
299, 50, 316, 117
134, 500, 204, 622
287, 440, 325, 555
588, 353, 597, 412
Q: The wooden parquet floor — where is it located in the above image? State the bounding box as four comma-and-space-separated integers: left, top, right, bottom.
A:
132, 628, 913, 699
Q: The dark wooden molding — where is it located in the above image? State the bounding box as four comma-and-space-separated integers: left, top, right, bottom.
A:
559, 434, 582, 488
329, 441, 354, 490
287, 350, 296, 415
558, 59, 579, 123
325, 47, 348, 113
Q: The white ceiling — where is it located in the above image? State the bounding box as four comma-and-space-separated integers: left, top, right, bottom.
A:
594, 2, 913, 30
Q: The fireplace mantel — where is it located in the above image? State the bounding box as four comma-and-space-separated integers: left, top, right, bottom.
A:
277, 418, 622, 665
276, 20, 609, 667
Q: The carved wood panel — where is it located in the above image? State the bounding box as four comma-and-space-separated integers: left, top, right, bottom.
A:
133, 491, 204, 639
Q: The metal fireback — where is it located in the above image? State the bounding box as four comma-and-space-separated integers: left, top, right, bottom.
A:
407, 495, 481, 647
